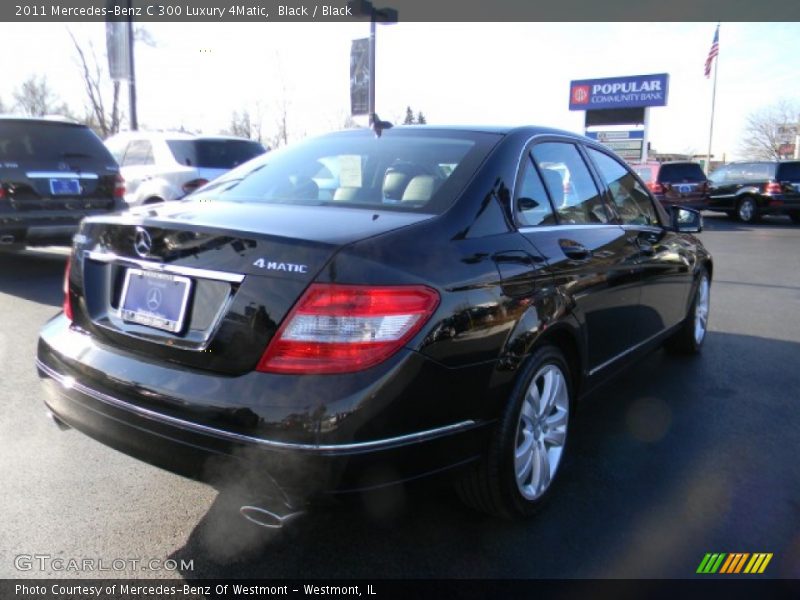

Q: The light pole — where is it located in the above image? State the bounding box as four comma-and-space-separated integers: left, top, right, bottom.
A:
349, 1, 398, 125
127, 0, 138, 131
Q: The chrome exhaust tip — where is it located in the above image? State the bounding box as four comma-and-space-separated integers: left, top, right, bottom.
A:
239, 505, 305, 529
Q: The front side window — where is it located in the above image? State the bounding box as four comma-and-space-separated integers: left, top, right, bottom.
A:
516, 154, 556, 226
588, 148, 659, 226
708, 165, 729, 184
189, 130, 500, 214
531, 142, 608, 224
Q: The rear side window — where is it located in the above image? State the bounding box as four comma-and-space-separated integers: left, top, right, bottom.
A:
531, 142, 609, 225
657, 163, 707, 183
167, 139, 266, 169
516, 154, 556, 227
776, 162, 800, 181
588, 148, 659, 227
742, 163, 774, 180
0, 121, 114, 163
122, 140, 155, 166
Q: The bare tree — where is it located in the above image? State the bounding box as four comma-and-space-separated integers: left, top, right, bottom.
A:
342, 113, 360, 129
225, 108, 264, 143
12, 75, 71, 117
67, 29, 121, 138
740, 99, 800, 160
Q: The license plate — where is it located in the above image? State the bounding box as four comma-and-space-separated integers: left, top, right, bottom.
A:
49, 178, 81, 195
119, 269, 192, 333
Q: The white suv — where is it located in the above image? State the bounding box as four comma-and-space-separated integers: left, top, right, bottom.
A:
104, 132, 266, 206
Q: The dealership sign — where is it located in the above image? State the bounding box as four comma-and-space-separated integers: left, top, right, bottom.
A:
569, 74, 669, 110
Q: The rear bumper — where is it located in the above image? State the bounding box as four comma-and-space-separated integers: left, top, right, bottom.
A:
655, 195, 709, 210
36, 316, 492, 500
0, 209, 120, 246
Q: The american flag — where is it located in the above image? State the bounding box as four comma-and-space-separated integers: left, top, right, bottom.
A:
704, 25, 720, 78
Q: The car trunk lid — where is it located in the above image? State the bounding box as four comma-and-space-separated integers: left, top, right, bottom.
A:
69, 201, 432, 375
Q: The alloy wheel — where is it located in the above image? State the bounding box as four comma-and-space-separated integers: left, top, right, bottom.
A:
738, 198, 756, 222
514, 364, 569, 501
694, 275, 710, 345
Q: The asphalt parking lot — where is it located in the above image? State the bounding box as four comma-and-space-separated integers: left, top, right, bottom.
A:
1, 213, 799, 580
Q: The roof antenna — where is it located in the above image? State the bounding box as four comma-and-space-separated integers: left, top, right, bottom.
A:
370, 113, 393, 138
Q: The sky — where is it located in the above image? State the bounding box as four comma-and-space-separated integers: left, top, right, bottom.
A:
1, 21, 799, 160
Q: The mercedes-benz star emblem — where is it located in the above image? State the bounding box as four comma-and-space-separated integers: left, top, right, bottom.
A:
146, 287, 162, 312
134, 227, 152, 258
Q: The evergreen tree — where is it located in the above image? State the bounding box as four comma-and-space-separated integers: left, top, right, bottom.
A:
403, 106, 415, 125
416, 111, 427, 125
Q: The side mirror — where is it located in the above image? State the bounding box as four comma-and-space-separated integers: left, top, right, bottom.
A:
669, 205, 703, 233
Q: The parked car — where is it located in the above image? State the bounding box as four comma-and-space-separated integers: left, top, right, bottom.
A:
37, 126, 712, 524
104, 131, 266, 206
707, 160, 800, 223
632, 161, 710, 209
0, 116, 125, 249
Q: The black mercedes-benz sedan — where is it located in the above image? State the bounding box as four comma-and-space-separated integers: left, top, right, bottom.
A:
36, 126, 712, 523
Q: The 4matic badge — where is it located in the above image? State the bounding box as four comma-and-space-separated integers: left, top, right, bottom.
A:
252, 259, 308, 274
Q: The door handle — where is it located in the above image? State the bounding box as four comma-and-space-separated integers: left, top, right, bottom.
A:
627, 235, 655, 256
559, 240, 591, 260
637, 240, 655, 256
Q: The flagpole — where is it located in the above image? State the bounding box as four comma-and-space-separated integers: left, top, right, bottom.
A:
705, 27, 719, 173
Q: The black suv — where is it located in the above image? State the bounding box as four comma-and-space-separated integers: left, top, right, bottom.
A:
0, 117, 125, 249
707, 160, 800, 223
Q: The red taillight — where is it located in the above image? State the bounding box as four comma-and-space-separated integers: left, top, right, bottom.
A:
0, 186, 6, 199
113, 174, 126, 198
182, 179, 209, 195
257, 284, 440, 374
765, 181, 782, 194
63, 261, 73, 322
647, 181, 665, 194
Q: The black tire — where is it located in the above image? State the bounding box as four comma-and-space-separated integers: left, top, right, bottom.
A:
665, 268, 710, 354
789, 212, 800, 225
736, 196, 759, 223
456, 345, 573, 518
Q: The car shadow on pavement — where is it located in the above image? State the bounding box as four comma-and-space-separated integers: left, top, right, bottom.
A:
702, 213, 796, 232
167, 331, 800, 579
0, 250, 67, 307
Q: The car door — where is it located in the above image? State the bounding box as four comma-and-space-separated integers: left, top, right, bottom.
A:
585, 146, 693, 339
119, 139, 157, 204
517, 139, 642, 372
708, 163, 737, 211
775, 161, 800, 208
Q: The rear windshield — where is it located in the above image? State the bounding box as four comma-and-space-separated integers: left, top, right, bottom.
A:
658, 163, 707, 182
166, 139, 266, 169
777, 162, 800, 181
0, 120, 114, 163
190, 130, 501, 214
